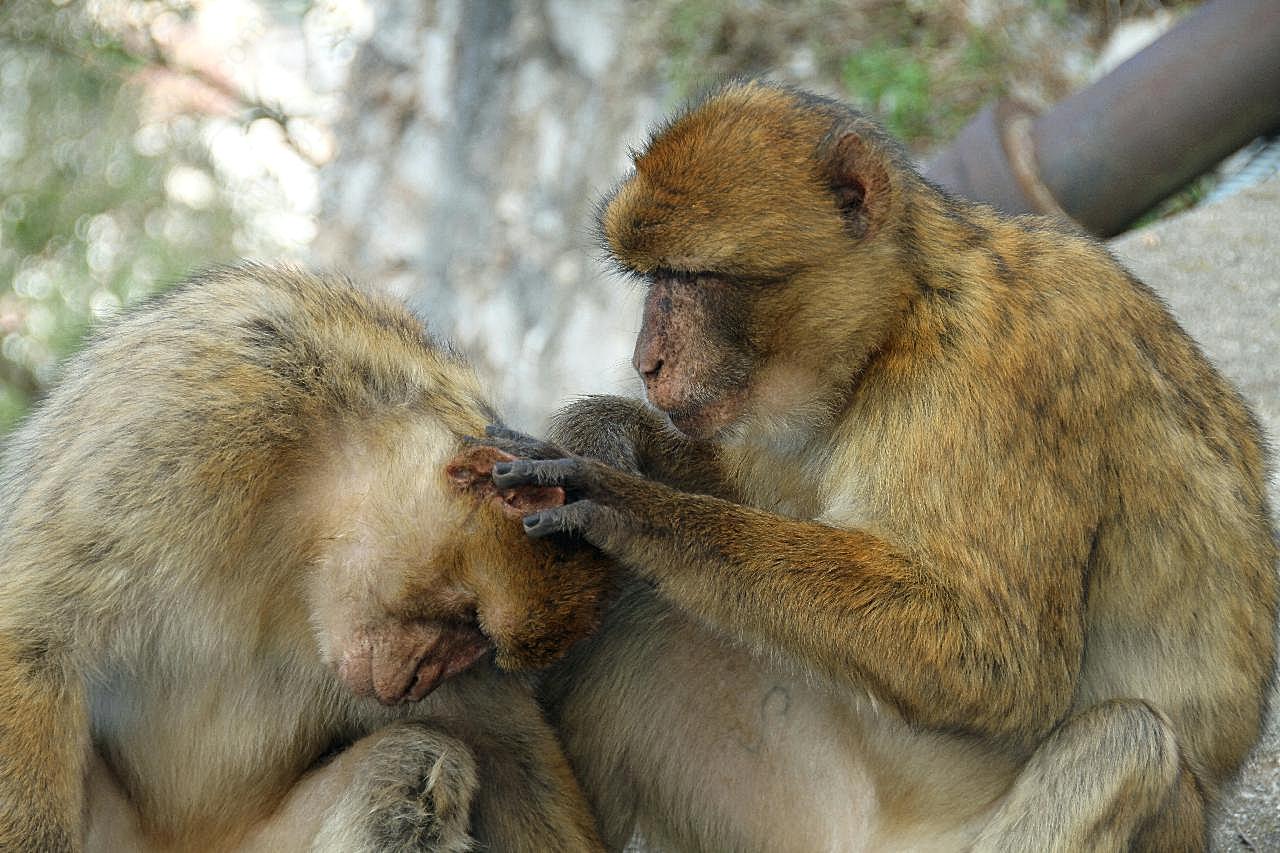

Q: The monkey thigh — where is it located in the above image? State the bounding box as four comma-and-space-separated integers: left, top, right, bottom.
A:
85, 751, 157, 852
545, 587, 893, 853
971, 699, 1205, 853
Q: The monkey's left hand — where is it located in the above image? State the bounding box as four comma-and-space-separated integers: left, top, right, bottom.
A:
482, 426, 653, 548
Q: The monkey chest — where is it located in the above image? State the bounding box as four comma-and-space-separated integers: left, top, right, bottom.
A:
616, 609, 1012, 852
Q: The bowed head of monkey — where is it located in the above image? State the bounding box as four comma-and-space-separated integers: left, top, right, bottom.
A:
0, 264, 608, 852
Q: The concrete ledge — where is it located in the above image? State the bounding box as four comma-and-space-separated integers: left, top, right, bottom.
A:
1112, 176, 1280, 851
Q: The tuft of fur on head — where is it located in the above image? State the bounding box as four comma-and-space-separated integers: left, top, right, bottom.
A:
599, 79, 914, 279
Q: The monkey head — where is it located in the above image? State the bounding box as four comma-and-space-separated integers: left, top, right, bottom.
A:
600, 81, 916, 440
302, 427, 609, 707
442, 443, 610, 672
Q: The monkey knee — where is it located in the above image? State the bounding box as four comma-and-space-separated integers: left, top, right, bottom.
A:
318, 723, 479, 853
1082, 701, 1208, 849
975, 700, 1195, 852
1134, 763, 1207, 853
1073, 700, 1183, 794
1034, 699, 1187, 829
546, 397, 644, 471
1086, 702, 1207, 852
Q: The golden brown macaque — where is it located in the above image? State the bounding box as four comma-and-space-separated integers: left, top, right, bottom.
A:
0, 264, 607, 852
483, 81, 1278, 852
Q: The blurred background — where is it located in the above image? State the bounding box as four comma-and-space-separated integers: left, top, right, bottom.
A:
3, 0, 1262, 430
2, 0, 1278, 847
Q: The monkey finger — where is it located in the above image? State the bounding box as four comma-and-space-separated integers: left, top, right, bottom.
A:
478, 425, 567, 460
492, 458, 585, 491
520, 501, 602, 540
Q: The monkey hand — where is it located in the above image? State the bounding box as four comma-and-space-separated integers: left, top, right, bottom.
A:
490, 455, 641, 548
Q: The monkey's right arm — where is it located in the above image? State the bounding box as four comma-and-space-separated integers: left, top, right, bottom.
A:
491, 452, 1080, 748
0, 638, 89, 851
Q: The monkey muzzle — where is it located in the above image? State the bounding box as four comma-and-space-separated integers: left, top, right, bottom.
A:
337, 620, 493, 706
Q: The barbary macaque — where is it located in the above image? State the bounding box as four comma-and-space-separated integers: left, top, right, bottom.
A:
484, 81, 1278, 851
0, 264, 607, 852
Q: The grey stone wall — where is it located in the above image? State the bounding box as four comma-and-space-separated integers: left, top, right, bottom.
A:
315, 0, 660, 429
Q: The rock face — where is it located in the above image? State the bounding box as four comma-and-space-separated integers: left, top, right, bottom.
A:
315, 0, 660, 428
1111, 177, 1280, 852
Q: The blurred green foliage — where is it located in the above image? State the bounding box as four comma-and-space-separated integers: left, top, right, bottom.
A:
0, 0, 240, 430
841, 42, 933, 141
655, 1, 1202, 153
655, 0, 1088, 151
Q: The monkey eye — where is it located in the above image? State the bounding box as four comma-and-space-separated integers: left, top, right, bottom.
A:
651, 267, 700, 285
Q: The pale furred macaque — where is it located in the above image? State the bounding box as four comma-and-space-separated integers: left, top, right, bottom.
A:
0, 264, 608, 852
482, 81, 1279, 852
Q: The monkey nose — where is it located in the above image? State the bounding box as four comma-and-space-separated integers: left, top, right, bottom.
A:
635, 355, 664, 382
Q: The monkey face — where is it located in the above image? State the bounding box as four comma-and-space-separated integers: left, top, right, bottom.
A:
330, 617, 493, 705
304, 434, 608, 706
632, 271, 760, 439
601, 82, 906, 441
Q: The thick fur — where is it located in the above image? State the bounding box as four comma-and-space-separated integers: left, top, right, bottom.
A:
0, 264, 605, 851
496, 81, 1277, 851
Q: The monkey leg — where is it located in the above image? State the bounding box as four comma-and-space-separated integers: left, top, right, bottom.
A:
84, 752, 154, 851
449, 680, 605, 853
0, 641, 89, 852
308, 722, 479, 853
971, 699, 1206, 853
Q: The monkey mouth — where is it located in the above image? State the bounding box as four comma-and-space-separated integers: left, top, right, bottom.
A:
663, 388, 749, 439
339, 620, 494, 706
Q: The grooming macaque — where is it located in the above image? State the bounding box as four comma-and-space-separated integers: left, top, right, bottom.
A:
486, 82, 1278, 851
0, 265, 606, 852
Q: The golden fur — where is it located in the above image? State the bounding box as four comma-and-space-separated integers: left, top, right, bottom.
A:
514, 81, 1279, 852
0, 264, 606, 851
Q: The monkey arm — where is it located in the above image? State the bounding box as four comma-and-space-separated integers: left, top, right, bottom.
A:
545, 396, 732, 499
492, 456, 1079, 747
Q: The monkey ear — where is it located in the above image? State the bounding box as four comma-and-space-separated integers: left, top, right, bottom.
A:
825, 131, 892, 240
445, 446, 565, 519
445, 446, 502, 494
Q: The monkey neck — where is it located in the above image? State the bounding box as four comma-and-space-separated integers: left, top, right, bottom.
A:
719, 188, 1010, 512
866, 188, 1016, 376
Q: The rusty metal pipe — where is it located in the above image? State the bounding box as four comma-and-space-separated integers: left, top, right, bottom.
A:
923, 0, 1280, 237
